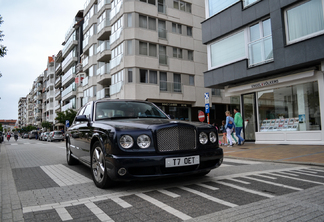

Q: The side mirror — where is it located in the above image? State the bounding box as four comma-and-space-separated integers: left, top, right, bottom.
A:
75, 115, 89, 122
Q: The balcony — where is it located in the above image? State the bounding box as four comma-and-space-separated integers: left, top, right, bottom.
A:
62, 102, 75, 112
62, 32, 77, 58
110, 27, 122, 45
46, 91, 54, 100
36, 84, 43, 92
62, 50, 77, 73
83, 37, 89, 50
55, 89, 61, 99
46, 102, 54, 112
98, 0, 111, 12
46, 79, 55, 89
36, 94, 42, 100
55, 77, 61, 88
55, 64, 62, 74
46, 114, 54, 122
97, 41, 111, 62
62, 83, 77, 101
97, 19, 111, 40
62, 66, 76, 86
110, 81, 123, 95
54, 101, 61, 111
97, 87, 110, 100
82, 76, 89, 87
82, 56, 89, 68
97, 63, 110, 76
110, 0, 122, 20
159, 81, 182, 93
110, 53, 123, 70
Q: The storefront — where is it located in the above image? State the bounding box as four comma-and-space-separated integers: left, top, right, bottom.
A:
225, 70, 324, 145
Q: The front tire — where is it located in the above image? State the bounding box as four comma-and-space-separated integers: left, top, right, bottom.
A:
91, 141, 115, 189
66, 141, 78, 165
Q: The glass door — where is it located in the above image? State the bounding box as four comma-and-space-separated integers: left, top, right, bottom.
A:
242, 93, 257, 141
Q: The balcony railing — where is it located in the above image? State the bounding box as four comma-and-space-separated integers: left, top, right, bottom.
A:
110, 27, 122, 45
83, 37, 89, 50
82, 76, 89, 87
110, 54, 123, 69
98, 19, 111, 33
97, 87, 110, 100
110, 0, 122, 20
82, 56, 89, 68
98, 0, 111, 11
62, 66, 76, 84
110, 81, 123, 95
62, 83, 76, 98
62, 102, 76, 112
55, 89, 61, 97
62, 32, 76, 55
97, 40, 110, 53
159, 81, 183, 93
97, 63, 110, 75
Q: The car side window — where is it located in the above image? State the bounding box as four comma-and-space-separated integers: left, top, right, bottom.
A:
83, 104, 92, 120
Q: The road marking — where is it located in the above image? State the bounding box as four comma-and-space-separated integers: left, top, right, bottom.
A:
85, 202, 114, 222
267, 173, 324, 185
55, 207, 73, 221
274, 171, 299, 176
296, 169, 318, 174
10, 143, 18, 145
157, 189, 180, 198
40, 164, 92, 186
110, 197, 132, 208
254, 174, 277, 180
214, 181, 275, 198
197, 183, 219, 190
242, 176, 303, 191
291, 170, 324, 178
227, 178, 251, 184
220, 164, 233, 167
136, 193, 192, 220
224, 159, 262, 165
179, 186, 237, 208
308, 168, 324, 172
24, 143, 30, 144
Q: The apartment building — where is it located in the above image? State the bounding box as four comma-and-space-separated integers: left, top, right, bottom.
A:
78, 0, 229, 122
60, 11, 84, 113
17, 97, 26, 128
42, 57, 56, 125
34, 75, 43, 127
26, 92, 34, 126
54, 50, 63, 117
202, 0, 324, 144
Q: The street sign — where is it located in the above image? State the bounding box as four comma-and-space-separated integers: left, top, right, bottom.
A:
198, 111, 205, 122
205, 104, 210, 114
65, 120, 70, 128
204, 92, 209, 104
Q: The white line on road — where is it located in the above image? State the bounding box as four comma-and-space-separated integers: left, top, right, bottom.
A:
226, 178, 251, 184
253, 174, 277, 180
110, 197, 132, 208
274, 171, 299, 176
157, 189, 181, 198
267, 173, 324, 185
214, 181, 275, 198
85, 202, 114, 222
242, 176, 303, 191
179, 186, 237, 208
291, 170, 324, 178
197, 183, 219, 190
55, 207, 73, 221
136, 193, 192, 220
224, 158, 262, 165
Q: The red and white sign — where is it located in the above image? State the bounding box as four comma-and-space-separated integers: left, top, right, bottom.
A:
198, 111, 205, 122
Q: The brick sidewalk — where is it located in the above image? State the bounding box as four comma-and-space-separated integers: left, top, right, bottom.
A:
221, 143, 324, 166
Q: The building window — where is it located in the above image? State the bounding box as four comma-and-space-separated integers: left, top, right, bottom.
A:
160, 72, 167, 91
148, 17, 156, 30
172, 23, 182, 34
243, 0, 260, 7
173, 47, 182, 58
141, 0, 155, 5
139, 41, 157, 57
140, 69, 148, 83
159, 45, 167, 65
149, 43, 157, 57
127, 40, 132, 55
258, 81, 321, 132
188, 50, 194, 61
210, 30, 246, 68
128, 69, 133, 83
127, 13, 132, 27
173, 0, 191, 13
139, 15, 147, 29
285, 0, 324, 44
139, 15, 156, 31
149, 71, 157, 84
189, 75, 194, 86
174, 73, 181, 92
207, 0, 239, 18
139, 41, 147, 55
187, 27, 192, 36
248, 18, 273, 67
158, 20, 167, 39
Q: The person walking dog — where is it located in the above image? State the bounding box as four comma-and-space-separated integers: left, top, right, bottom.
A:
234, 108, 245, 145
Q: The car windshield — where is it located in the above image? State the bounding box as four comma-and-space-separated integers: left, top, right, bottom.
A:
95, 101, 168, 120
54, 132, 62, 135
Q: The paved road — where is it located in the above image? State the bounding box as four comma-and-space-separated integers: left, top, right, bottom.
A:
1, 139, 324, 221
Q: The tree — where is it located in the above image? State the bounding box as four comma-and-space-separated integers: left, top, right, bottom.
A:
41, 121, 53, 130
55, 109, 77, 125
0, 15, 7, 58
0, 123, 3, 132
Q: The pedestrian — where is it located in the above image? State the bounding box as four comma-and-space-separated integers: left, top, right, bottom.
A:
220, 120, 227, 146
225, 111, 235, 147
234, 108, 245, 145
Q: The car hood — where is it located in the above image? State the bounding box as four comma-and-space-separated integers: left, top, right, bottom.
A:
97, 118, 213, 130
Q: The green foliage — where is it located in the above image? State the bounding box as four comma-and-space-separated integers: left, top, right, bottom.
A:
55, 109, 77, 125
0, 123, 3, 132
0, 15, 7, 58
21, 125, 37, 133
41, 121, 52, 129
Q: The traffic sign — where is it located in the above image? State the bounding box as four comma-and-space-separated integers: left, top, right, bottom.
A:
204, 92, 210, 105
205, 104, 210, 114
198, 111, 205, 122
65, 120, 70, 128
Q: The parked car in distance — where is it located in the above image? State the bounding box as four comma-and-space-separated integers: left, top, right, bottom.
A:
29, 131, 38, 139
66, 99, 223, 189
39, 133, 44, 140
0, 132, 3, 143
23, 133, 29, 139
42, 132, 50, 141
47, 131, 64, 142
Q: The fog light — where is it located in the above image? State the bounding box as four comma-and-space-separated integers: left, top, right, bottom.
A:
118, 168, 127, 176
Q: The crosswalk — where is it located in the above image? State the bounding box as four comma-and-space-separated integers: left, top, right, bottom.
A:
22, 164, 324, 221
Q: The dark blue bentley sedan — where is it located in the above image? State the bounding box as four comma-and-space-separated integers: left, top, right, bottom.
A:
66, 99, 223, 188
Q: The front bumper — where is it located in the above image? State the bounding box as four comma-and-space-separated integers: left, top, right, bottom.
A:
105, 148, 223, 181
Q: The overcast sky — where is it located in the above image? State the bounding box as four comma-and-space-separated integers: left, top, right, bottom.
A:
0, 0, 85, 120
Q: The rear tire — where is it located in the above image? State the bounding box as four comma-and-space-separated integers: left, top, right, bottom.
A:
91, 141, 115, 189
66, 141, 78, 165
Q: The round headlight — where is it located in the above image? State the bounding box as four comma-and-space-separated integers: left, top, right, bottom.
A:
120, 135, 134, 149
209, 132, 217, 143
137, 134, 151, 149
199, 132, 208, 144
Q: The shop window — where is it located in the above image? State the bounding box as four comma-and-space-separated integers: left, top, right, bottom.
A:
285, 0, 324, 44
248, 19, 273, 67
258, 81, 321, 132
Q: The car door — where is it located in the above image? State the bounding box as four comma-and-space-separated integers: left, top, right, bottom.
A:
78, 103, 93, 164
69, 106, 86, 158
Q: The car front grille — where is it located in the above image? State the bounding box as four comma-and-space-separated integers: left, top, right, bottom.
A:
156, 126, 196, 152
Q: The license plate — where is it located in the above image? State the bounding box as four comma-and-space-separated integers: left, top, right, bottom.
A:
165, 155, 200, 168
